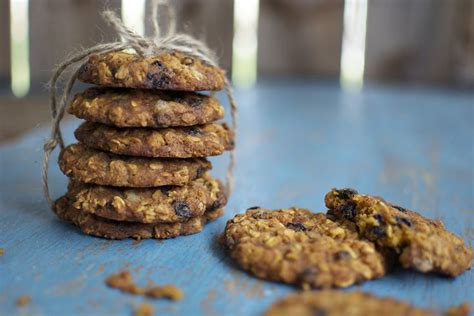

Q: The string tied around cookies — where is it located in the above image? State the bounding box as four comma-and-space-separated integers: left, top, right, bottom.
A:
42, 0, 237, 207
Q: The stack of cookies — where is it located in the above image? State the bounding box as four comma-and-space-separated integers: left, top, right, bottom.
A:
54, 51, 234, 239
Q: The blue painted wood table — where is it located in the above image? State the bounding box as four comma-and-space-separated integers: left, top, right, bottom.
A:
1, 82, 473, 315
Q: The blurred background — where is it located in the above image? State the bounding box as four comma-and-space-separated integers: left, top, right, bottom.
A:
0, 0, 473, 141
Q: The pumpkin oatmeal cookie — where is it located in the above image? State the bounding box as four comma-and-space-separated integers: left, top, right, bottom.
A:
68, 87, 224, 128
75, 121, 234, 158
59, 143, 211, 187
264, 290, 470, 316
66, 174, 226, 223
223, 207, 388, 289
54, 196, 223, 240
325, 188, 473, 276
77, 51, 225, 91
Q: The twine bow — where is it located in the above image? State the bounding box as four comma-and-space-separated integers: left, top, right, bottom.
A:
42, 0, 237, 208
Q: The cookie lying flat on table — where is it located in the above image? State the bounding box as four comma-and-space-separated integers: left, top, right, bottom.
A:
264, 290, 470, 316
54, 196, 223, 240
223, 207, 388, 289
59, 144, 210, 187
77, 51, 225, 91
66, 174, 226, 224
68, 88, 224, 128
325, 188, 473, 276
75, 122, 234, 158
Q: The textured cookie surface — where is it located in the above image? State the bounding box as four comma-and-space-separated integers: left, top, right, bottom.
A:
223, 207, 387, 289
66, 174, 226, 223
68, 88, 224, 128
59, 143, 211, 187
75, 121, 234, 158
77, 51, 225, 91
325, 188, 473, 276
264, 290, 468, 316
54, 196, 223, 240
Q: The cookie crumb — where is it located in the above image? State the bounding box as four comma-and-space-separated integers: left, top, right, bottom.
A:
146, 285, 183, 301
0, 248, 4, 256
105, 271, 144, 295
445, 302, 470, 316
16, 295, 31, 306
134, 302, 154, 316
105, 270, 183, 301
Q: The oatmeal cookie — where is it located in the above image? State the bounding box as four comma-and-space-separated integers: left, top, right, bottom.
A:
77, 51, 225, 91
75, 121, 234, 158
325, 188, 473, 276
223, 207, 388, 289
264, 290, 469, 316
54, 196, 223, 240
59, 143, 211, 187
66, 174, 226, 223
68, 87, 224, 128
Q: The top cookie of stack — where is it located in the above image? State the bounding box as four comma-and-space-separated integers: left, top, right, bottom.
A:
54, 51, 234, 240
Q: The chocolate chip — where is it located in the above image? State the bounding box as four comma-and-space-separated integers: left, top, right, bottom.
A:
374, 214, 383, 223
146, 72, 170, 89
196, 166, 206, 177
251, 211, 268, 219
185, 127, 203, 136
395, 216, 412, 227
151, 60, 164, 68
208, 200, 221, 211
393, 204, 408, 213
160, 186, 173, 194
173, 201, 193, 218
334, 251, 351, 260
247, 206, 261, 210
337, 188, 358, 200
285, 222, 307, 232
371, 226, 385, 237
186, 96, 202, 107
301, 267, 318, 280
338, 202, 357, 219
78, 63, 89, 77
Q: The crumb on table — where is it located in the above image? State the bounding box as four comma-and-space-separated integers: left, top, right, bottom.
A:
105, 270, 183, 301
134, 302, 154, 316
16, 295, 31, 307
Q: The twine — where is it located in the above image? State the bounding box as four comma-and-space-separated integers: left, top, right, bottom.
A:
42, 0, 237, 208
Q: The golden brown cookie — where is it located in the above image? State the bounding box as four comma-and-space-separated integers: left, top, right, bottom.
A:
223, 207, 388, 289
264, 290, 469, 316
77, 51, 225, 91
74, 121, 234, 158
54, 196, 223, 240
325, 188, 473, 276
66, 174, 226, 223
59, 143, 211, 187
68, 88, 225, 128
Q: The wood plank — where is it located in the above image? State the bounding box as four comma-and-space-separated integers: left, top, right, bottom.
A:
257, 0, 344, 77
365, 0, 474, 85
1, 82, 473, 315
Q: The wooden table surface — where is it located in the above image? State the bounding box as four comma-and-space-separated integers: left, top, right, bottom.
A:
1, 82, 473, 315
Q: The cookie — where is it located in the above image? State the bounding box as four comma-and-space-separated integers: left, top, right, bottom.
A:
54, 196, 223, 240
264, 290, 469, 316
68, 88, 225, 128
66, 174, 227, 223
74, 121, 234, 158
77, 51, 225, 91
223, 207, 388, 289
325, 188, 473, 276
59, 143, 211, 187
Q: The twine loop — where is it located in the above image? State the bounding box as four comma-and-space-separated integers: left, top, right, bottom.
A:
42, 0, 237, 208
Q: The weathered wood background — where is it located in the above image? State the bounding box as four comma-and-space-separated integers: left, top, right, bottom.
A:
0, 0, 473, 140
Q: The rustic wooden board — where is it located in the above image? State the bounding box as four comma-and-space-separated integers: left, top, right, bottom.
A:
0, 82, 473, 315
